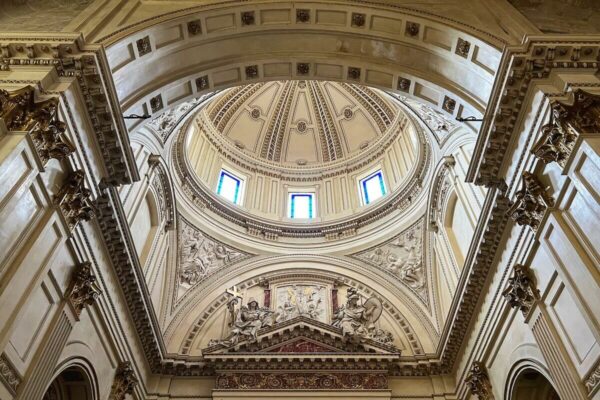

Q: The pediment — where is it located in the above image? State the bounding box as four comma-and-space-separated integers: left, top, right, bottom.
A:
203, 316, 400, 359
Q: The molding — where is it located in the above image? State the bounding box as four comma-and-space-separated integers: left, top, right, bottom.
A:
0, 353, 21, 396
468, 35, 600, 187
0, 33, 139, 186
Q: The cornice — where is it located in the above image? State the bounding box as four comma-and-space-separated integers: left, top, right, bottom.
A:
467, 35, 600, 187
0, 33, 139, 186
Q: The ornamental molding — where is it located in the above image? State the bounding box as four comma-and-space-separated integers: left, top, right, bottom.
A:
0, 33, 138, 186
0, 86, 75, 167
585, 360, 600, 395
66, 261, 102, 318
468, 36, 600, 187
173, 110, 431, 239
148, 157, 176, 231
0, 353, 20, 395
215, 372, 388, 390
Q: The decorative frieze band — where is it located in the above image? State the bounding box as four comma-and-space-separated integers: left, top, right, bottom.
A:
215, 372, 387, 390
0, 353, 21, 395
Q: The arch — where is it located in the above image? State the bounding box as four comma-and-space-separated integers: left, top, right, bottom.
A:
505, 360, 560, 400
98, 1, 508, 136
43, 359, 98, 400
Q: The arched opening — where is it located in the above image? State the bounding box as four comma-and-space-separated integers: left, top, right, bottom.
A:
43, 365, 95, 400
511, 368, 560, 400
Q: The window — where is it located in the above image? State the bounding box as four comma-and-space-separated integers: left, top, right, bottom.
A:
360, 170, 386, 205
216, 169, 243, 204
289, 193, 315, 219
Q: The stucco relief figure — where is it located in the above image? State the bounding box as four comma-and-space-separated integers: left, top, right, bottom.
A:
276, 285, 326, 323
214, 298, 279, 347
357, 224, 425, 294
179, 223, 244, 286
332, 288, 394, 346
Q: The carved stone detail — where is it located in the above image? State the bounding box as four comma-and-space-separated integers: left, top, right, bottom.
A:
398, 78, 411, 92
0, 86, 74, 165
1, 35, 137, 185
67, 262, 101, 317
109, 362, 138, 400
456, 38, 471, 58
296, 9, 310, 23
297, 63, 310, 75
351, 13, 366, 27
394, 94, 457, 143
353, 220, 426, 300
241, 11, 255, 26
347, 67, 361, 80
507, 172, 554, 230
216, 372, 387, 390
55, 170, 94, 231
465, 361, 494, 399
585, 362, 600, 394
187, 20, 202, 35
405, 22, 420, 37
245, 65, 258, 79
179, 220, 249, 286
502, 264, 538, 317
147, 97, 201, 143
136, 36, 151, 56
0, 353, 21, 395
533, 89, 600, 167
332, 287, 394, 347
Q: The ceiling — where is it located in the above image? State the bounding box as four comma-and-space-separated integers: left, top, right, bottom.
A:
204, 81, 398, 166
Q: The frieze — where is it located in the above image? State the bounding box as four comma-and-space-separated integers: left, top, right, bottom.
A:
585, 361, 600, 395
215, 372, 387, 390
0, 353, 20, 395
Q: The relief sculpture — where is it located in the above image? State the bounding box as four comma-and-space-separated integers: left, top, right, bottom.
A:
179, 221, 248, 286
275, 285, 326, 323
353, 222, 426, 299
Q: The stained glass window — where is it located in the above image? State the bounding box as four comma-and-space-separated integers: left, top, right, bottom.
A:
361, 170, 386, 205
289, 193, 314, 219
217, 170, 242, 204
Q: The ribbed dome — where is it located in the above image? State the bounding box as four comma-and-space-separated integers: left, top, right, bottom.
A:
203, 81, 398, 166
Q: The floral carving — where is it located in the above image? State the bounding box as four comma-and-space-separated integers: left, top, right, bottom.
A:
179, 221, 248, 286
0, 353, 20, 395
507, 172, 554, 230
456, 38, 471, 58
67, 262, 101, 317
353, 221, 426, 298
502, 264, 538, 316
0, 86, 74, 165
396, 95, 457, 143
465, 361, 493, 399
216, 372, 387, 390
55, 170, 94, 231
585, 363, 600, 394
136, 36, 151, 56
109, 362, 138, 400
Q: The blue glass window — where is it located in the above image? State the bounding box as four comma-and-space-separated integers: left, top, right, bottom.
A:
289, 193, 314, 219
361, 170, 386, 205
216, 170, 242, 204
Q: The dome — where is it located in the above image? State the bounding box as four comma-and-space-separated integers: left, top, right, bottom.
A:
177, 80, 428, 239
204, 81, 398, 166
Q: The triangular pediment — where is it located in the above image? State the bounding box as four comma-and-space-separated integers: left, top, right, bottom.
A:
203, 316, 400, 359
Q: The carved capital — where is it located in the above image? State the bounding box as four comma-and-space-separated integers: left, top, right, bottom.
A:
554, 89, 600, 136
502, 264, 538, 316
67, 262, 101, 317
0, 86, 74, 165
507, 172, 553, 230
109, 362, 138, 400
465, 361, 494, 399
55, 170, 94, 231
